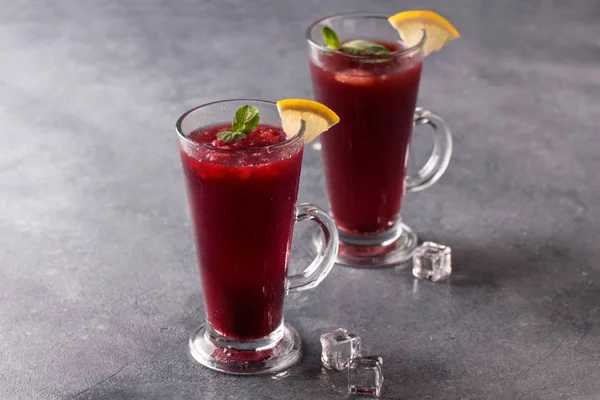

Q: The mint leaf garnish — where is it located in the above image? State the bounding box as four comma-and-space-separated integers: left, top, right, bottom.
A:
232, 105, 260, 133
322, 26, 341, 50
322, 29, 392, 61
216, 105, 260, 143
216, 130, 246, 142
340, 40, 391, 56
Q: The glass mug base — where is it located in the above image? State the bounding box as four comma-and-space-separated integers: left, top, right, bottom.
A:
189, 323, 302, 375
313, 222, 418, 268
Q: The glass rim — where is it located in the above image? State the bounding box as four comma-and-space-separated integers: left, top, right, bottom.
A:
175, 99, 305, 154
305, 13, 426, 60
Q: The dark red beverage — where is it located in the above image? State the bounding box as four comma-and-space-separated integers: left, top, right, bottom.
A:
309, 41, 423, 235
179, 124, 303, 340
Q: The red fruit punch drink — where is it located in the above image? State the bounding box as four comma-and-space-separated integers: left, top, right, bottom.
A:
310, 40, 422, 235
177, 99, 338, 375
180, 123, 302, 340
307, 14, 453, 267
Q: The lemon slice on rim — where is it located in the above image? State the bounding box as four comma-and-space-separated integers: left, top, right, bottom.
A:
276, 99, 340, 143
388, 11, 460, 56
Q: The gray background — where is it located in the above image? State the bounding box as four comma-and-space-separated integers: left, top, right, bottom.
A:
1, 1, 600, 399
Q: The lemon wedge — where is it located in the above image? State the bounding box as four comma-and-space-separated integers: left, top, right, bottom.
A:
276, 99, 340, 143
388, 11, 460, 56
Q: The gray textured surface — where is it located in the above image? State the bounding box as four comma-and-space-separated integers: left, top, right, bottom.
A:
1, 1, 600, 399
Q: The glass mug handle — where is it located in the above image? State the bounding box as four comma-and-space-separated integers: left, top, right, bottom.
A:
286, 203, 339, 294
405, 107, 453, 192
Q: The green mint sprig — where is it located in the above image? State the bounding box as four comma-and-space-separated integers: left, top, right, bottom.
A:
217, 105, 260, 143
322, 27, 392, 57
340, 40, 391, 56
322, 26, 341, 50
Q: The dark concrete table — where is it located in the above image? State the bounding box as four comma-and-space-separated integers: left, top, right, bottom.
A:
2, 1, 600, 399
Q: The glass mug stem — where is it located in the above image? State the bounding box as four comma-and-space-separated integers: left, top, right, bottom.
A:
405, 107, 453, 192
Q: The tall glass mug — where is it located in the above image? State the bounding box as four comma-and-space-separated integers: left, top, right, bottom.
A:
307, 14, 453, 267
176, 100, 338, 374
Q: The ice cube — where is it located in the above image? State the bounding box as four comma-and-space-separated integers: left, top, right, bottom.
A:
334, 69, 375, 86
320, 328, 362, 371
412, 241, 452, 282
348, 356, 384, 397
